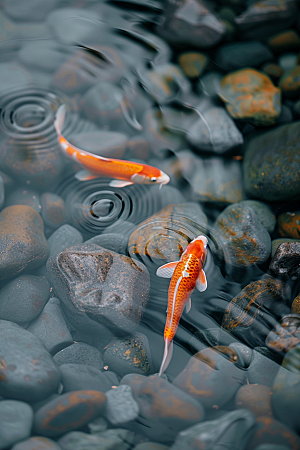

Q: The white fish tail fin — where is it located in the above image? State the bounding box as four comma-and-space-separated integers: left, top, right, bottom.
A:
158, 338, 173, 376
54, 104, 66, 135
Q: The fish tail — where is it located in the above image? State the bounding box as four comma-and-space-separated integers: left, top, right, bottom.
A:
158, 338, 173, 376
54, 104, 66, 136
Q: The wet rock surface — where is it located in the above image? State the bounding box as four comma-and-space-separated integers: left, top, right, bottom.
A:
59, 363, 118, 394
47, 243, 150, 338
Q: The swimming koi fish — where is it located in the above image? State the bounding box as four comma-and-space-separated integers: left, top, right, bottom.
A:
156, 235, 208, 376
54, 105, 170, 188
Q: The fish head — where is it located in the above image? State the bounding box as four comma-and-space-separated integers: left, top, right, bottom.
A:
131, 170, 170, 187
186, 235, 208, 263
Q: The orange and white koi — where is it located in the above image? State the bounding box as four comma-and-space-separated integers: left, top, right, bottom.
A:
156, 235, 208, 376
54, 105, 170, 188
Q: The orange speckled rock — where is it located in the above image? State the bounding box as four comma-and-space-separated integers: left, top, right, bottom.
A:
222, 278, 291, 347
33, 390, 107, 437
246, 416, 300, 450
178, 52, 209, 78
292, 294, 300, 313
120, 374, 204, 442
219, 68, 281, 126
279, 65, 300, 98
173, 347, 245, 409
278, 211, 300, 238
0, 205, 48, 280
235, 384, 273, 418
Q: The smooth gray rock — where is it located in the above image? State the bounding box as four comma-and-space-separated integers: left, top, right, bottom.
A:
248, 348, 280, 387
214, 41, 273, 71
59, 364, 118, 393
57, 429, 134, 450
0, 400, 33, 449
105, 385, 139, 424
11, 436, 61, 450
47, 224, 83, 258
237, 200, 276, 234
53, 342, 103, 369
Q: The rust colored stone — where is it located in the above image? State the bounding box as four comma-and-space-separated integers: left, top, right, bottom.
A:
279, 65, 300, 98
33, 390, 107, 437
268, 29, 300, 52
235, 384, 273, 418
278, 211, 300, 238
178, 52, 209, 78
246, 416, 300, 450
291, 294, 300, 313
219, 68, 281, 126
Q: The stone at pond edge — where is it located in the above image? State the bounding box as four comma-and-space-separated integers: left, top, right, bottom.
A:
0, 400, 33, 450
0, 320, 61, 402
33, 390, 107, 437
46, 243, 150, 338
0, 205, 49, 280
171, 409, 255, 450
243, 121, 300, 202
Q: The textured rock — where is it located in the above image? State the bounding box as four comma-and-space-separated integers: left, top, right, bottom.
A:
278, 211, 300, 238
103, 333, 154, 377
121, 374, 205, 442
0, 206, 48, 280
213, 203, 271, 267
219, 68, 281, 126
222, 278, 291, 347
269, 242, 300, 279
243, 121, 300, 201
173, 347, 245, 410
57, 429, 134, 450
27, 297, 73, 355
0, 400, 33, 449
105, 385, 139, 424
0, 320, 60, 401
171, 409, 255, 450
235, 384, 273, 418
47, 243, 150, 337
59, 364, 118, 394
0, 275, 50, 324
237, 200, 276, 234
266, 315, 300, 355
53, 342, 103, 369
33, 390, 107, 437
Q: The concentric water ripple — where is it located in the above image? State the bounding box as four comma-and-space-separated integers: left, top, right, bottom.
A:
55, 176, 179, 237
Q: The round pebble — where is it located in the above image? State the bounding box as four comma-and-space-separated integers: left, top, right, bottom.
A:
59, 364, 118, 393
235, 384, 273, 418
53, 342, 103, 369
0, 400, 33, 449
11, 437, 61, 450
47, 224, 83, 258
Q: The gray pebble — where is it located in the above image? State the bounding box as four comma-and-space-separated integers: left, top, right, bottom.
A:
85, 233, 128, 255
11, 436, 61, 450
59, 364, 118, 393
53, 342, 103, 369
247, 348, 280, 387
0, 275, 50, 324
47, 224, 83, 257
105, 385, 139, 424
5, 187, 40, 213
0, 400, 33, 449
57, 429, 134, 450
27, 297, 73, 355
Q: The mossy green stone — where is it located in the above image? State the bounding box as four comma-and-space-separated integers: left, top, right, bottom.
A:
244, 121, 300, 201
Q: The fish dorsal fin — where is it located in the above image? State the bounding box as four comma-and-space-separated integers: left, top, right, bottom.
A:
156, 261, 179, 278
196, 269, 207, 292
75, 169, 100, 181
109, 179, 134, 188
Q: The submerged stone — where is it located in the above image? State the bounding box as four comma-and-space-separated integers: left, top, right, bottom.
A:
57, 429, 134, 450
47, 243, 150, 338
105, 385, 139, 425
59, 364, 118, 394
219, 68, 281, 126
269, 242, 300, 279
279, 66, 300, 98
278, 211, 300, 238
235, 384, 273, 418
11, 437, 61, 450
0, 400, 33, 450
53, 342, 103, 369
178, 52, 209, 78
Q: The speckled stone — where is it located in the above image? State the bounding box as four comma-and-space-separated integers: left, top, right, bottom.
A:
53, 342, 103, 369
222, 278, 291, 348
279, 66, 300, 98
46, 243, 150, 338
158, 0, 226, 49
186, 106, 244, 154
235, 384, 273, 418
243, 121, 300, 202
27, 297, 73, 355
214, 41, 273, 72
41, 193, 68, 231
0, 400, 33, 449
173, 347, 245, 410
171, 409, 255, 450
0, 320, 61, 401
11, 436, 61, 450
266, 314, 300, 354
291, 294, 300, 314
269, 241, 300, 279
105, 385, 139, 424
47, 225, 83, 258
178, 52, 209, 78
121, 374, 205, 442
103, 333, 154, 377
278, 211, 300, 238
246, 416, 300, 450
5, 188, 41, 212
0, 275, 50, 324
237, 200, 276, 234
219, 68, 281, 126
213, 203, 271, 267
59, 364, 118, 394
33, 390, 107, 437
0, 206, 49, 280
57, 429, 134, 450
268, 29, 300, 52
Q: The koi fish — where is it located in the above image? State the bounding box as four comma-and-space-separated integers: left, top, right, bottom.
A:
156, 235, 208, 376
54, 105, 170, 188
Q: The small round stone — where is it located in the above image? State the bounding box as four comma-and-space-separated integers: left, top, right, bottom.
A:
33, 390, 107, 437
47, 224, 83, 258
11, 437, 61, 450
178, 52, 209, 78
105, 385, 139, 424
53, 342, 103, 369
59, 364, 118, 393
0, 400, 33, 449
40, 193, 68, 230
278, 211, 300, 238
235, 384, 273, 418
279, 66, 300, 97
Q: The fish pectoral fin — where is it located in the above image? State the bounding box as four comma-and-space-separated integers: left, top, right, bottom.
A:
158, 338, 173, 376
185, 297, 192, 313
75, 169, 100, 181
109, 180, 134, 188
196, 269, 207, 292
156, 261, 179, 278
